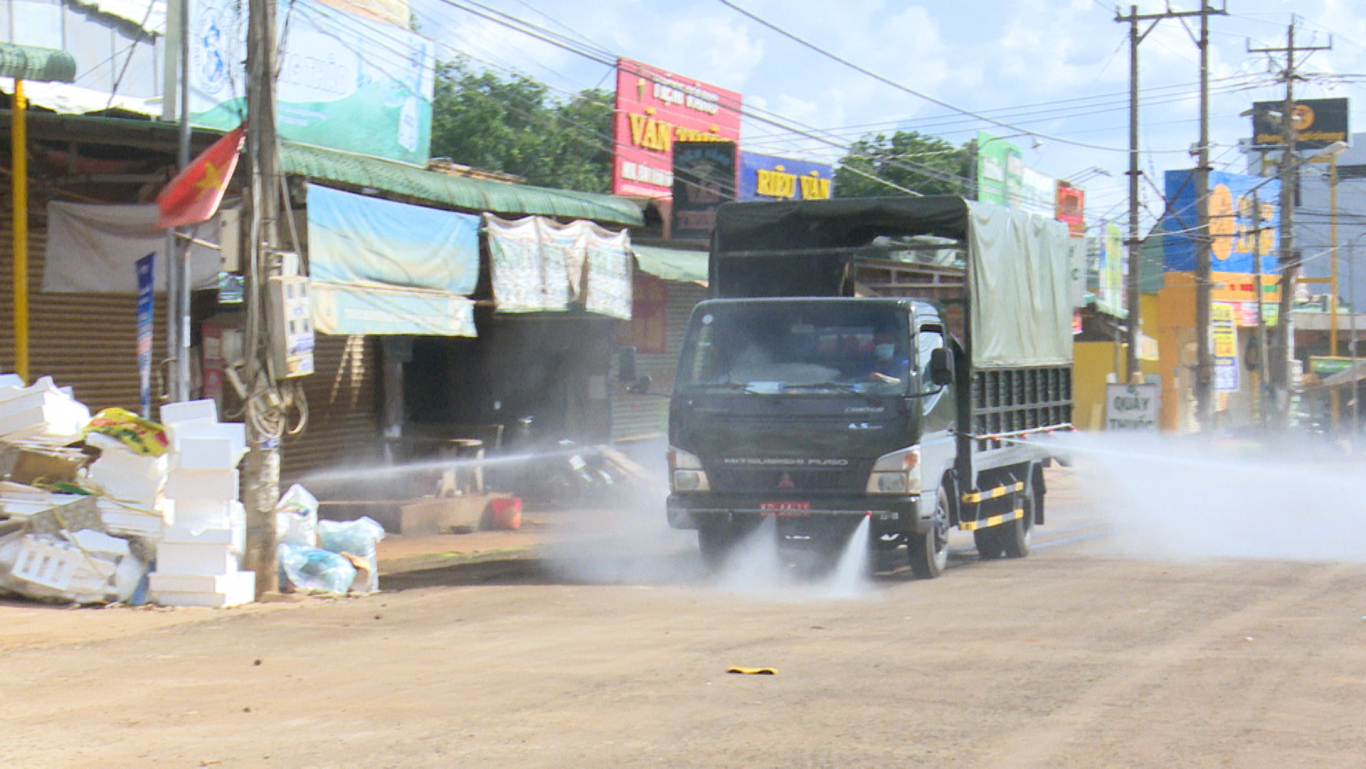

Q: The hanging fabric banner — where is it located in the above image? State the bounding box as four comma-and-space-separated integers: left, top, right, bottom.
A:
583, 223, 633, 320
486, 214, 634, 319
486, 214, 556, 313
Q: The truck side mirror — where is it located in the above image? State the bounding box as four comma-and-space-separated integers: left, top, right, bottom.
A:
929, 347, 954, 386
617, 346, 638, 383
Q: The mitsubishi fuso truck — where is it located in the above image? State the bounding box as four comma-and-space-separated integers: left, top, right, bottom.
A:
665, 196, 1076, 578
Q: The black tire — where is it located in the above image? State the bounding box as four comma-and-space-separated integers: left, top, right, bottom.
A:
974, 528, 1003, 559
697, 523, 735, 570
1000, 476, 1036, 559
908, 483, 951, 579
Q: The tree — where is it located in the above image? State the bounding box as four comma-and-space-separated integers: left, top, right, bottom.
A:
833, 130, 972, 198
429, 60, 614, 194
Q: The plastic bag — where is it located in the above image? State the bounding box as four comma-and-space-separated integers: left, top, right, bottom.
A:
274, 484, 318, 547
277, 542, 356, 595
83, 408, 169, 457
318, 516, 385, 594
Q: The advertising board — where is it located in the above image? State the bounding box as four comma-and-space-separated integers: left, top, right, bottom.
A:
672, 142, 737, 240
1211, 302, 1239, 392
1056, 182, 1085, 236
613, 58, 743, 199
1162, 170, 1281, 274
738, 152, 833, 202
1105, 383, 1160, 432
1251, 98, 1349, 150
189, 0, 435, 164
975, 131, 1022, 207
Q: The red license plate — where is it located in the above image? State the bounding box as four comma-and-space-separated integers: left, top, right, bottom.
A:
759, 501, 811, 512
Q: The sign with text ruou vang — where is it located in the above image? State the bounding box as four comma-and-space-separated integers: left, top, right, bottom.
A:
1105, 383, 1159, 432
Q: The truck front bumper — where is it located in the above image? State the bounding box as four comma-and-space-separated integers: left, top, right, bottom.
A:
667, 494, 926, 534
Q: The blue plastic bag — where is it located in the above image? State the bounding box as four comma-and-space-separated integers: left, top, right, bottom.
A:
317, 517, 385, 594
277, 542, 356, 595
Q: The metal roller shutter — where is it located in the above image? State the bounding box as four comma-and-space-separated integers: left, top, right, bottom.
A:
0, 213, 164, 413
611, 280, 707, 442
279, 333, 379, 485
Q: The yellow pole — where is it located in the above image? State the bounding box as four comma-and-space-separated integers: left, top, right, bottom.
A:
1331, 155, 1340, 427
11, 79, 28, 383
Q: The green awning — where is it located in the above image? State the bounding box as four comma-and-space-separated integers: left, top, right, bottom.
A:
280, 142, 643, 227
633, 245, 709, 283
0, 43, 77, 83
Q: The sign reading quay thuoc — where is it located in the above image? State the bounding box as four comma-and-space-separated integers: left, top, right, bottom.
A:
1105, 383, 1160, 432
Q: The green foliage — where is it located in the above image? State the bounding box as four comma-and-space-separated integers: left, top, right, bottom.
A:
429, 60, 614, 193
833, 131, 972, 198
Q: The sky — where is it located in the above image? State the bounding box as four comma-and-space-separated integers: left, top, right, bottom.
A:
406, 0, 1366, 233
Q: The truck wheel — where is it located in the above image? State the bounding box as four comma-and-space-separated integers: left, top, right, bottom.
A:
908, 484, 951, 579
697, 523, 735, 570
1000, 482, 1035, 559
974, 529, 1004, 559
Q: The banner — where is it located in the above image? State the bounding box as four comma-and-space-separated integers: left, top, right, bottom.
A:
188, 0, 435, 163
975, 131, 1022, 207
1212, 302, 1239, 392
1252, 98, 1349, 150
307, 185, 479, 295
1096, 223, 1126, 317
672, 141, 736, 240
487, 215, 633, 318
44, 202, 223, 293
612, 58, 743, 199
135, 253, 155, 418
310, 282, 476, 336
738, 152, 833, 202
1056, 183, 1085, 236
1163, 170, 1280, 274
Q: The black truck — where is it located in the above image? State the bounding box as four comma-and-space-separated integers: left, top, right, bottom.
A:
665, 197, 1076, 577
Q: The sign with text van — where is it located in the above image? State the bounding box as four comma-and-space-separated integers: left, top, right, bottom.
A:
1105, 383, 1160, 432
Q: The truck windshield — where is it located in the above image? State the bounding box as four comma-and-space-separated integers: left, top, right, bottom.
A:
677, 303, 911, 396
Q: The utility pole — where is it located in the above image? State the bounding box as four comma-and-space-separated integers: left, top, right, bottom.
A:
1251, 190, 1268, 426
1251, 21, 1331, 428
244, 0, 282, 596
1115, 1, 1226, 423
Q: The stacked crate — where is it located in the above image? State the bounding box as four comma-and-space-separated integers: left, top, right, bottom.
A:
148, 400, 254, 607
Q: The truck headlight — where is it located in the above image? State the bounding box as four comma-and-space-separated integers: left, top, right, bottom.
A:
668, 448, 710, 493
865, 447, 920, 495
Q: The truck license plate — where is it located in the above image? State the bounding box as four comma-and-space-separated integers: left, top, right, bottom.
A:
760, 501, 811, 512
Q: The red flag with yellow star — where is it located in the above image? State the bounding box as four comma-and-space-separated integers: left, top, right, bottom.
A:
155, 123, 245, 230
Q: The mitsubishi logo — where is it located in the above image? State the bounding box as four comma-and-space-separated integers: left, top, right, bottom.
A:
777, 473, 795, 490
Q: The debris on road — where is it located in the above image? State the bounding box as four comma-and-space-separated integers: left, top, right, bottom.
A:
726, 666, 777, 675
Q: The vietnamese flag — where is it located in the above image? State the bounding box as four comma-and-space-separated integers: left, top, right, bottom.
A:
155, 123, 245, 230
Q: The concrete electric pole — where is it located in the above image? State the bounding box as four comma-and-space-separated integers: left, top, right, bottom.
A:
244, 0, 282, 596
1250, 21, 1331, 428
1115, 1, 1226, 424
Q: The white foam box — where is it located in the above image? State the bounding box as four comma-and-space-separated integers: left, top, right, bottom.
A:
166, 498, 240, 529
158, 399, 218, 426
173, 437, 242, 470
154, 540, 239, 576
161, 525, 238, 544
162, 468, 239, 501
0, 403, 91, 443
151, 570, 256, 608
167, 421, 247, 464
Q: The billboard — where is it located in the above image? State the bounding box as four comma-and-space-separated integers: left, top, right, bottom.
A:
189, 0, 435, 164
1056, 182, 1085, 236
1097, 222, 1126, 317
738, 152, 833, 202
672, 142, 737, 240
1162, 170, 1281, 274
975, 131, 1023, 207
613, 58, 743, 199
1019, 166, 1057, 218
1251, 98, 1349, 151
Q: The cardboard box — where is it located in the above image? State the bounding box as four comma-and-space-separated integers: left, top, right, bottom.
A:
0, 443, 91, 485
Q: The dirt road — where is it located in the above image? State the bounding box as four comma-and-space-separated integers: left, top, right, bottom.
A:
4, 468, 1365, 767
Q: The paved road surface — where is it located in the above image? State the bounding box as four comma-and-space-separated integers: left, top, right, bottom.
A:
3, 467, 1365, 767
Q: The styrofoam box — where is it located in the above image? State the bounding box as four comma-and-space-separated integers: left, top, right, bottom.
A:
155, 541, 239, 576
161, 525, 238, 545
159, 399, 219, 426
152, 571, 256, 608
173, 437, 241, 470
163, 469, 239, 501
168, 498, 237, 526
168, 421, 247, 462
0, 404, 90, 442
149, 570, 254, 594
